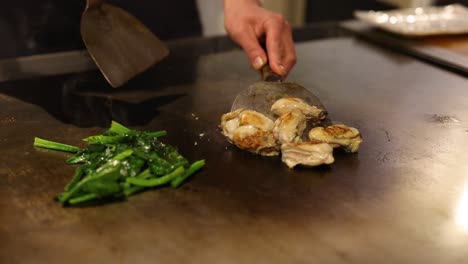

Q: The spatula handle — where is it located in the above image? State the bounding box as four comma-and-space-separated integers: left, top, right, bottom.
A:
261, 64, 282, 82
259, 37, 282, 82
86, 0, 104, 10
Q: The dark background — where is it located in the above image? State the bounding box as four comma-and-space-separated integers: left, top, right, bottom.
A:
0, 0, 202, 58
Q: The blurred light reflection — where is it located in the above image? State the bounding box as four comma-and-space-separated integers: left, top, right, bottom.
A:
455, 183, 468, 233
406, 15, 416, 23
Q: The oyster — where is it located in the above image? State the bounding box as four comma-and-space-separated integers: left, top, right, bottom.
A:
232, 125, 279, 156
281, 142, 334, 168
238, 110, 275, 131
220, 109, 279, 156
273, 109, 307, 144
220, 99, 362, 167
220, 108, 244, 141
271, 97, 327, 120
308, 124, 363, 153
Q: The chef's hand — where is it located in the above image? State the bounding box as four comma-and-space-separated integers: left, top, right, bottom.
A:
224, 0, 296, 78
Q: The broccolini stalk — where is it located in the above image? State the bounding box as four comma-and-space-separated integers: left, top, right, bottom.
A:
58, 150, 133, 203
34, 137, 80, 153
69, 193, 98, 205
109, 120, 132, 134
126, 167, 185, 187
145, 131, 167, 138
64, 166, 84, 191
83, 135, 127, 144
123, 169, 153, 196
171, 160, 206, 188
58, 163, 121, 203
112, 149, 133, 161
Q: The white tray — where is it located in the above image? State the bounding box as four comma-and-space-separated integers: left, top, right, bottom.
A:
354, 4, 468, 37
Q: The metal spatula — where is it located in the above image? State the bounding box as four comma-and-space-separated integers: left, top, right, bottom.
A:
231, 64, 329, 121
81, 0, 169, 87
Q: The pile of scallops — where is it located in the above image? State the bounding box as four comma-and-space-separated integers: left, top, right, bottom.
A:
220, 98, 362, 168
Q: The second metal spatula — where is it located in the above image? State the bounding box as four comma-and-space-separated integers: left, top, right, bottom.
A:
81, 0, 169, 87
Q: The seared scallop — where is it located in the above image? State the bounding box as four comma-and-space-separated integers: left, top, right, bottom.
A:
281, 142, 334, 168
232, 125, 279, 156
271, 98, 327, 120
308, 124, 363, 153
273, 109, 307, 144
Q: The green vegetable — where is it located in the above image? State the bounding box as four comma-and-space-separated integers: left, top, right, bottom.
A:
69, 193, 98, 205
83, 135, 127, 144
34, 121, 205, 206
34, 137, 80, 153
171, 160, 206, 188
126, 166, 185, 187
109, 120, 132, 134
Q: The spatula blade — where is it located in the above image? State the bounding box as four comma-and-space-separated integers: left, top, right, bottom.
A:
231, 81, 327, 120
81, 4, 169, 87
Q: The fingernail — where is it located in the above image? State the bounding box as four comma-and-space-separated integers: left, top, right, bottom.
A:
253, 56, 265, 70
279, 64, 286, 74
